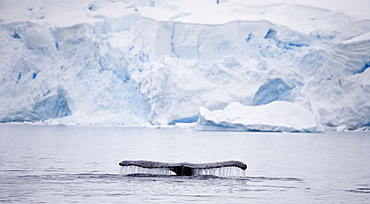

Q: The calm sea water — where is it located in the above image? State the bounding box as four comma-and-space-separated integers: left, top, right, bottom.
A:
0, 124, 369, 203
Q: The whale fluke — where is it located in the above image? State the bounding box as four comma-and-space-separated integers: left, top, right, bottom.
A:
119, 160, 247, 176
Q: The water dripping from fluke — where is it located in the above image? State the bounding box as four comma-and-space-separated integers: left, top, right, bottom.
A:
119, 166, 174, 176
118, 160, 247, 178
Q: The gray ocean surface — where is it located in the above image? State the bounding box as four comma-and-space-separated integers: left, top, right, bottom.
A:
0, 124, 369, 203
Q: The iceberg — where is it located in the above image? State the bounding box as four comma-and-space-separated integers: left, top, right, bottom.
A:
197, 101, 322, 132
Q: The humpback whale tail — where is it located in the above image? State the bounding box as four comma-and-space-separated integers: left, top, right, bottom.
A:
119, 160, 247, 176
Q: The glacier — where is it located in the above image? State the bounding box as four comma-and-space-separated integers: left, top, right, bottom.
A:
0, 0, 369, 131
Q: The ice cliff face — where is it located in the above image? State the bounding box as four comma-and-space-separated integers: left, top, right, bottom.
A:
0, 0, 369, 130
300, 32, 370, 129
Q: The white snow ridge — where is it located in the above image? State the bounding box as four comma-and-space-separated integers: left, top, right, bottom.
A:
0, 0, 369, 131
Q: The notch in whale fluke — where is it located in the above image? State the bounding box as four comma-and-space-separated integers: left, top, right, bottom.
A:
118, 160, 247, 176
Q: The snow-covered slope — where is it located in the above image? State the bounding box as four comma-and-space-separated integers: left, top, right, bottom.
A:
0, 0, 369, 130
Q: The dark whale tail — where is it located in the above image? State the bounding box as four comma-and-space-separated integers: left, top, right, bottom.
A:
119, 160, 247, 176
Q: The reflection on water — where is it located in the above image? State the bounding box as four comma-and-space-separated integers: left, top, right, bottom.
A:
0, 124, 369, 203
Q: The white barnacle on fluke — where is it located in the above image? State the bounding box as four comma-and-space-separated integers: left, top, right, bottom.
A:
119, 160, 247, 176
